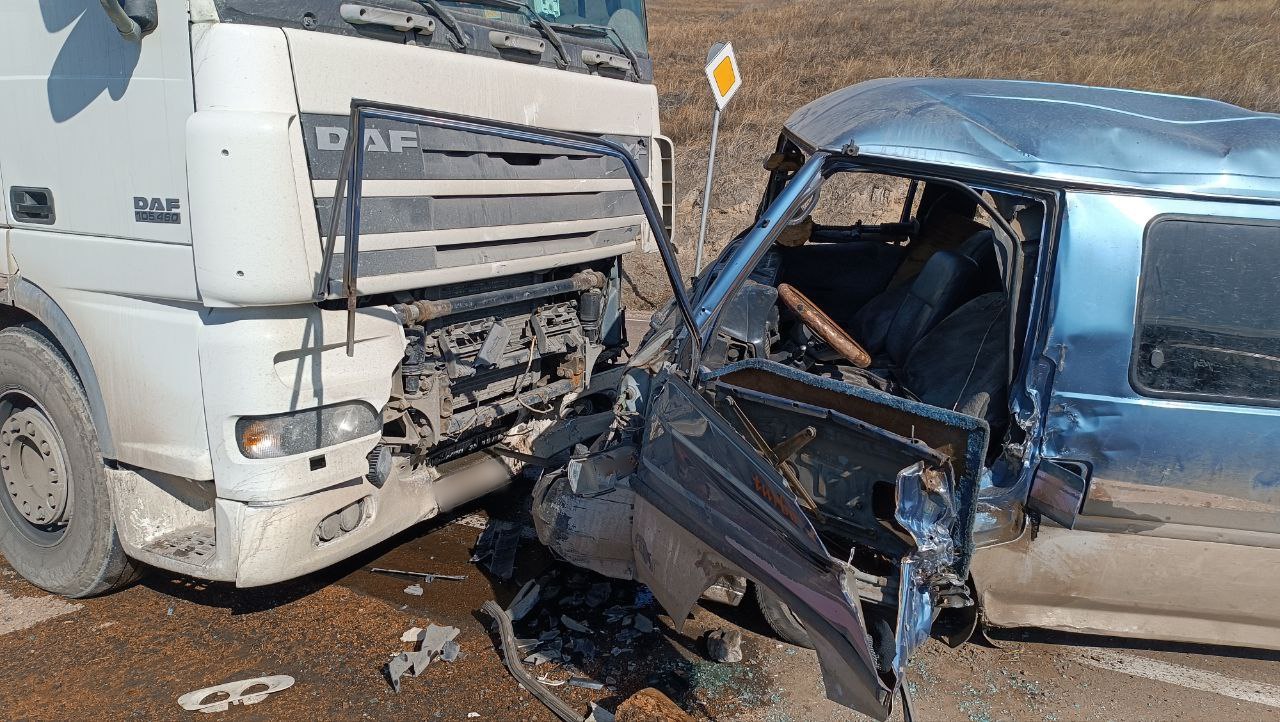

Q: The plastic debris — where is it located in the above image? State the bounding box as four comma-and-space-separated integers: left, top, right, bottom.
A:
404, 584, 424, 596
421, 624, 460, 653
570, 637, 596, 660
560, 615, 592, 634
586, 702, 616, 722
177, 676, 295, 713
585, 582, 611, 608
471, 520, 522, 580
387, 624, 462, 692
524, 652, 554, 666
507, 580, 542, 622
387, 655, 413, 693
706, 629, 744, 663
536, 674, 566, 687
467, 713, 480, 719
633, 586, 655, 608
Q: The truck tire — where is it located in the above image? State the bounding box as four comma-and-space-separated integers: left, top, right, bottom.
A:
755, 583, 814, 649
0, 325, 139, 597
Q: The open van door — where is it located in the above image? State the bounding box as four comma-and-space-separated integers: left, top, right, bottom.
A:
628, 359, 987, 721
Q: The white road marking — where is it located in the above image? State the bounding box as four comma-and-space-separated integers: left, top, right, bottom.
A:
0, 589, 82, 636
1073, 647, 1280, 709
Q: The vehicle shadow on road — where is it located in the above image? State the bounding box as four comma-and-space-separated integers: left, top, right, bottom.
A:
137, 494, 518, 616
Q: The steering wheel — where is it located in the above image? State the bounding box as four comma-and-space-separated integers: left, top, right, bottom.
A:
777, 283, 872, 369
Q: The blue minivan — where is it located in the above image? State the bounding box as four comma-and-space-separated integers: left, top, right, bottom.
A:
515, 78, 1280, 720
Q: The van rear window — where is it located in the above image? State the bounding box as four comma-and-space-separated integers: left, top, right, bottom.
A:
1131, 216, 1280, 407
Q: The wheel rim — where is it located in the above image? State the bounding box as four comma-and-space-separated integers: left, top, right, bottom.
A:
0, 392, 72, 546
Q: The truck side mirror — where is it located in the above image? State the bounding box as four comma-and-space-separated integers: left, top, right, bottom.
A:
98, 0, 158, 41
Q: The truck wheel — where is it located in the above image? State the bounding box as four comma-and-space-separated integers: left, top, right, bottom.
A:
755, 584, 814, 649
0, 326, 138, 597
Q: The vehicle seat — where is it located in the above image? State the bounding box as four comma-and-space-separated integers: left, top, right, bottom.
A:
901, 292, 1009, 424
848, 230, 997, 366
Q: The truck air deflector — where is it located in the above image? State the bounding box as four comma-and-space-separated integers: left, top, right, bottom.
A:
315, 100, 698, 364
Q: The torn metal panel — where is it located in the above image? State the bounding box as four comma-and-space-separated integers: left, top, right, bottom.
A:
891, 462, 963, 679
631, 374, 895, 719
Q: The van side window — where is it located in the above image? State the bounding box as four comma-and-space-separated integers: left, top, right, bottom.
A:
1132, 216, 1280, 406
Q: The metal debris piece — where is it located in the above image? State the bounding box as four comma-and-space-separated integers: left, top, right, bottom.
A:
560, 615, 592, 634
404, 584, 424, 596
480, 601, 585, 722
539, 629, 562, 642
468, 714, 480, 719
441, 640, 463, 662
567, 677, 605, 690
586, 702, 616, 722
514, 637, 541, 651
706, 629, 744, 663
633, 614, 653, 634
371, 567, 468, 583
507, 580, 542, 622
401, 627, 424, 643
177, 676, 295, 713
585, 582, 611, 608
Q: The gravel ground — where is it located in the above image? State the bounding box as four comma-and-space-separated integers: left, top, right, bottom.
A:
2, 484, 1277, 721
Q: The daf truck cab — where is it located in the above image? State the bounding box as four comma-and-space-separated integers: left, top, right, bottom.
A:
0, 0, 672, 597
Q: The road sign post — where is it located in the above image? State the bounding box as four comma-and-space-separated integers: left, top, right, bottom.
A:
695, 42, 742, 276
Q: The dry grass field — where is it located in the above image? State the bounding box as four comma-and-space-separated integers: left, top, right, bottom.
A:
623, 0, 1280, 307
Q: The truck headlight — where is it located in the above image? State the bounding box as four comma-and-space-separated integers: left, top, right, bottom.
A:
236, 402, 382, 460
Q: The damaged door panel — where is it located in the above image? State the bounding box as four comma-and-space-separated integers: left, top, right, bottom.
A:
629, 359, 985, 720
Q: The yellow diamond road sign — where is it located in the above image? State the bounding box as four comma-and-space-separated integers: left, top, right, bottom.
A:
705, 42, 741, 110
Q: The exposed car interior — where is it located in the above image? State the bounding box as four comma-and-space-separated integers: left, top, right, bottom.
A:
706, 170, 1046, 444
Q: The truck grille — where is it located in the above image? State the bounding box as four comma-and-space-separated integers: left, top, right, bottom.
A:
301, 114, 648, 283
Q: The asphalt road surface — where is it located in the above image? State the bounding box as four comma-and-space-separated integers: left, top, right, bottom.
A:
2, 478, 1278, 721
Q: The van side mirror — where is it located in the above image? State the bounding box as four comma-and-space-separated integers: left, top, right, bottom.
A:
98, 0, 158, 41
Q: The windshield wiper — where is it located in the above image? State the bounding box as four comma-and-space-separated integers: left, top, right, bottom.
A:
449, 0, 570, 68
549, 21, 639, 73
413, 0, 468, 50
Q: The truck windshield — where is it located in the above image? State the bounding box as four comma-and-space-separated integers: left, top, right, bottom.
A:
441, 0, 649, 53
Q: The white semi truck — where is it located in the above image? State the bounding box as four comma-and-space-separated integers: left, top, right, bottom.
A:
0, 0, 671, 596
